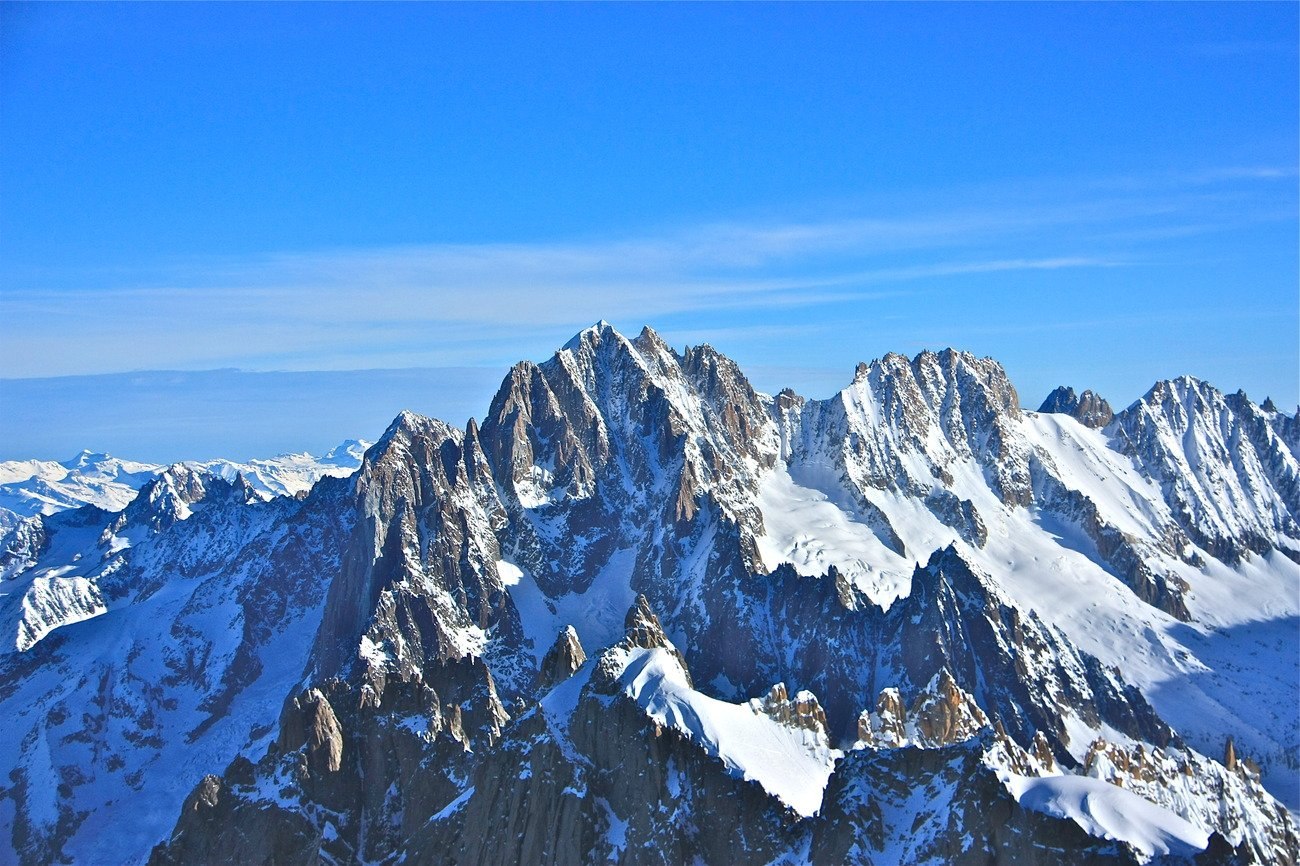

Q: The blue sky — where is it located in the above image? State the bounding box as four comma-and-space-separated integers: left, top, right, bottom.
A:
1, 2, 1296, 461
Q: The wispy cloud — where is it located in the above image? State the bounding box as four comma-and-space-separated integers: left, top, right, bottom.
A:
0, 166, 1293, 378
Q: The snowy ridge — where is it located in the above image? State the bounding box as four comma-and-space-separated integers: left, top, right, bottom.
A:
1111, 377, 1300, 564
1005, 773, 1209, 858
608, 645, 841, 818
0, 439, 370, 520
0, 470, 353, 864
0, 451, 159, 518
3, 323, 1297, 865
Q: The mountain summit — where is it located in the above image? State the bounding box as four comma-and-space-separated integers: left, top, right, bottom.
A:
1, 324, 1296, 865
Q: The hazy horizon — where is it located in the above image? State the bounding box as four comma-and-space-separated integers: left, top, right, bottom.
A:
3, 322, 1295, 464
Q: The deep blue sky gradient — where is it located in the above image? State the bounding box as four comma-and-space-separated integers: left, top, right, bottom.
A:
2, 2, 1296, 460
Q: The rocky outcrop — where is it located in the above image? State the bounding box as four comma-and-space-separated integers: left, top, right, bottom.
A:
150, 767, 324, 866
1082, 737, 1299, 864
909, 669, 992, 747
145, 412, 519, 866
783, 349, 1031, 506
924, 488, 988, 548
749, 682, 830, 736
1030, 462, 1193, 620
1040, 386, 1115, 428
815, 735, 1145, 865
0, 513, 47, 581
278, 687, 344, 775
416, 599, 804, 865
537, 625, 586, 690
615, 594, 691, 681
854, 669, 989, 750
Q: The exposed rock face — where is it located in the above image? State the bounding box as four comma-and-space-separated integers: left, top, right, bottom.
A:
1033, 731, 1057, 772
782, 349, 1032, 507
415, 599, 806, 866
537, 625, 586, 690
0, 513, 49, 581
1041, 386, 1116, 428
909, 669, 992, 747
1030, 462, 1193, 620
883, 547, 1174, 752
1112, 377, 1300, 564
410, 599, 1203, 866
278, 688, 344, 775
749, 682, 830, 736
6, 323, 1299, 866
854, 670, 989, 750
1082, 737, 1298, 864
312, 411, 511, 681
674, 540, 1175, 761
149, 766, 323, 866
924, 488, 988, 547
476, 323, 778, 594
815, 736, 1144, 865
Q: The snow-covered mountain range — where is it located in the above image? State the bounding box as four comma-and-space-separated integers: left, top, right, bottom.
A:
0, 440, 370, 523
1, 323, 1295, 865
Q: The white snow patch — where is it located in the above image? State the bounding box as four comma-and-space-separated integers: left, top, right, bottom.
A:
500, 550, 637, 665
614, 646, 840, 817
1006, 773, 1209, 858
755, 465, 912, 607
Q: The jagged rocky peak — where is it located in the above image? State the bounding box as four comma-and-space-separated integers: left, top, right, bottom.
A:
623, 594, 672, 651
479, 357, 606, 504
561, 318, 621, 353
116, 462, 238, 534
597, 594, 694, 689
853, 670, 989, 750
886, 545, 1175, 754
683, 343, 771, 452
856, 348, 1020, 426
629, 323, 681, 373
1080, 736, 1299, 862
352, 409, 501, 525
1038, 385, 1115, 428
1226, 387, 1300, 463
477, 321, 675, 508
749, 682, 831, 739
856, 688, 908, 749
309, 406, 509, 682
818, 348, 1032, 504
554, 320, 676, 399
133, 462, 207, 508
476, 321, 778, 548
908, 669, 991, 747
774, 387, 805, 411
277, 687, 345, 775
1113, 374, 1300, 564
537, 625, 587, 689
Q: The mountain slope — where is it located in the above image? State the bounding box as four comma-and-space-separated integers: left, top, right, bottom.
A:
2, 323, 1296, 865
0, 439, 370, 521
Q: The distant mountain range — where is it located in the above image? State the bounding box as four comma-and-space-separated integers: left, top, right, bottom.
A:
0, 439, 370, 523
1, 323, 1295, 865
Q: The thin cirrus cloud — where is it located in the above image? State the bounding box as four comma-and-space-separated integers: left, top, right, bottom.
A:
0, 167, 1291, 378
0, 250, 1111, 377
